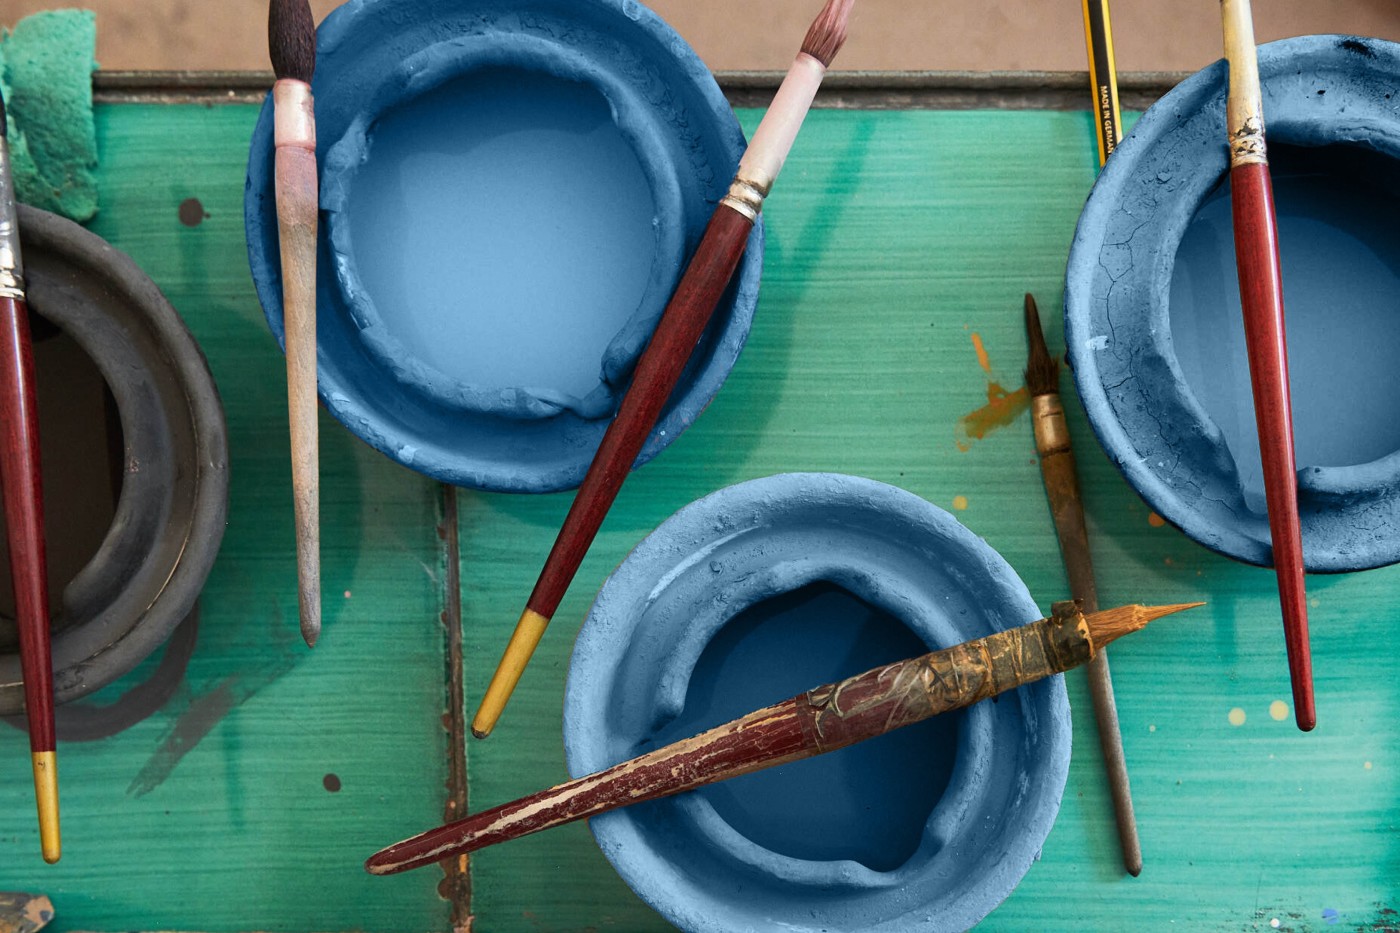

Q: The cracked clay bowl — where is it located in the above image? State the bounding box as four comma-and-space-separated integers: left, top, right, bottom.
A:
245, 0, 761, 493
1066, 35, 1400, 572
563, 473, 1071, 933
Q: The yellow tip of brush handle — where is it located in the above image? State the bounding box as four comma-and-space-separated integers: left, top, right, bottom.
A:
472, 608, 552, 738
32, 751, 59, 863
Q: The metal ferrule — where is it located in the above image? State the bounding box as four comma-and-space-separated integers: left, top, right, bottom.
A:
0, 138, 25, 299
1031, 392, 1071, 456
273, 79, 317, 151
719, 174, 770, 222
1229, 116, 1268, 167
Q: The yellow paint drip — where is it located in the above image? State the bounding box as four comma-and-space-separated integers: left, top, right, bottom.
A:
970, 332, 993, 373
1269, 700, 1289, 721
952, 495, 969, 511
1228, 707, 1246, 726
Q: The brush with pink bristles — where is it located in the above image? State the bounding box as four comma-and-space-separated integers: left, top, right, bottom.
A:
269, 0, 321, 647
472, 0, 857, 739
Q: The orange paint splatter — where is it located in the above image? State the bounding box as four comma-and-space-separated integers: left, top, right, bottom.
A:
956, 382, 1031, 450
970, 332, 993, 373
952, 495, 969, 511
1148, 512, 1166, 527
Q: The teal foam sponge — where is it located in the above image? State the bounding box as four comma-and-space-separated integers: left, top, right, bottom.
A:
0, 10, 98, 222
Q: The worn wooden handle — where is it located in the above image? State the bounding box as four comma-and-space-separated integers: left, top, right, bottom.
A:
275, 144, 321, 646
1230, 161, 1313, 731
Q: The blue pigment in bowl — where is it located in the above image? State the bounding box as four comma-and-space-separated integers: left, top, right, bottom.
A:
1066, 35, 1400, 571
564, 473, 1070, 933
245, 0, 762, 492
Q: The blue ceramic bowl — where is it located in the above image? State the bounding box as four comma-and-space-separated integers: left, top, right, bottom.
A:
564, 473, 1070, 933
245, 0, 762, 492
1066, 35, 1400, 572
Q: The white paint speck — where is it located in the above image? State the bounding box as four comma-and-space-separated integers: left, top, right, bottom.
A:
1148, 724, 1157, 733
344, 590, 352, 599
1271, 919, 1281, 929
1087, 335, 1110, 351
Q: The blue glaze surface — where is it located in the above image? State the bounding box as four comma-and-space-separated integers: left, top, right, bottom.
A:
654, 581, 958, 873
564, 473, 1070, 933
244, 0, 762, 492
344, 68, 661, 418
1066, 35, 1400, 571
1170, 143, 1400, 514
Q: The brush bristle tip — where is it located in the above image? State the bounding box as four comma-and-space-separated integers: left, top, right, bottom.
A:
800, 0, 856, 67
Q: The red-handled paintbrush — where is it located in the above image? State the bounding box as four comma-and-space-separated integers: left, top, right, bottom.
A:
374, 602, 1202, 874
0, 87, 59, 862
1219, 0, 1313, 731
471, 0, 856, 739
270, 0, 321, 647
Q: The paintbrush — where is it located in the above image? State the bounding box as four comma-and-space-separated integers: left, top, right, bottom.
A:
471, 0, 857, 739
1024, 293, 1140, 875
270, 0, 321, 647
1080, 0, 1123, 166
0, 87, 60, 863
1219, 0, 1313, 731
372, 601, 1202, 873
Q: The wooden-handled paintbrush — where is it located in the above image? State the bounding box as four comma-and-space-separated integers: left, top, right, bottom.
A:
270, 0, 321, 647
471, 0, 857, 739
1024, 293, 1140, 876
1219, 0, 1313, 731
372, 601, 1202, 874
0, 87, 60, 863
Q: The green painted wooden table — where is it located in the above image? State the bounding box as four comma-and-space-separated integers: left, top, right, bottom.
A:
1, 90, 1398, 932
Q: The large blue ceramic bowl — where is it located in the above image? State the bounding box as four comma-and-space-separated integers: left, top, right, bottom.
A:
564, 473, 1071, 933
246, 0, 761, 492
1066, 35, 1400, 571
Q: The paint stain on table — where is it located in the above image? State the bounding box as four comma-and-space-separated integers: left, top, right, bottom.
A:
955, 333, 1030, 451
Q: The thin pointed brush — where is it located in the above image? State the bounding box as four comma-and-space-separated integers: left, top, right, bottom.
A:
372, 602, 1202, 874
0, 88, 60, 863
471, 0, 857, 739
270, 0, 321, 647
1024, 293, 1140, 876
1219, 0, 1313, 730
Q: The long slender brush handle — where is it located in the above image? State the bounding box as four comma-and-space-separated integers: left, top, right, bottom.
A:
274, 79, 321, 647
375, 605, 1114, 874
471, 206, 754, 738
1032, 394, 1141, 875
0, 294, 59, 862
1221, 0, 1314, 731
1229, 163, 1312, 729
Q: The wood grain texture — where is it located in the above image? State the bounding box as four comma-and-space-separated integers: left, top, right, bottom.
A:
1229, 160, 1312, 732
0, 104, 447, 931
0, 295, 53, 756
273, 142, 320, 646
463, 108, 1400, 931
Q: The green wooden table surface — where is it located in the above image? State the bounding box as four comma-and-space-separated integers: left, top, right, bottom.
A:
1, 94, 1397, 932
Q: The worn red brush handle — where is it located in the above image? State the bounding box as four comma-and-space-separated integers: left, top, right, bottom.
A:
527, 205, 754, 617
1230, 161, 1314, 731
0, 295, 53, 753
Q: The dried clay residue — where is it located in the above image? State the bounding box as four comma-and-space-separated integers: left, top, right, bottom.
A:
955, 333, 1030, 451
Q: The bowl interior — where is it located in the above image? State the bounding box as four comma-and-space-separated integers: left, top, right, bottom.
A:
344, 65, 663, 413
1169, 141, 1400, 514
651, 580, 960, 873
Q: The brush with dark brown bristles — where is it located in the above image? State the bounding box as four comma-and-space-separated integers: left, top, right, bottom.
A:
0, 86, 60, 863
371, 601, 1200, 875
1024, 293, 1142, 876
472, 0, 857, 739
270, 0, 321, 647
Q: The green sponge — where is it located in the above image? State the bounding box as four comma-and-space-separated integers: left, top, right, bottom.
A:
0, 10, 99, 222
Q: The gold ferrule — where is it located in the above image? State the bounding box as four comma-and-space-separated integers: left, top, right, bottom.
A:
0, 138, 24, 299
719, 174, 770, 222
274, 79, 317, 150
1031, 393, 1071, 456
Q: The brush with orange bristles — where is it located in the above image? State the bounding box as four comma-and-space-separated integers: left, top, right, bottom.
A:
0, 86, 60, 863
372, 601, 1202, 874
270, 0, 321, 647
1219, 0, 1313, 730
472, 0, 857, 739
